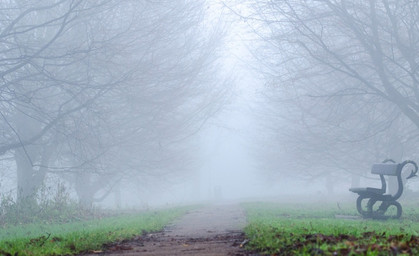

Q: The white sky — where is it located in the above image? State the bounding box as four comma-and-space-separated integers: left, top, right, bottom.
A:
192, 1, 273, 201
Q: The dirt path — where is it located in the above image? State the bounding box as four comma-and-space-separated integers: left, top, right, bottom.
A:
88, 203, 251, 255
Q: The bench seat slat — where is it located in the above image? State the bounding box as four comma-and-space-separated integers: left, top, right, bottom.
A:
371, 163, 400, 176
349, 187, 384, 195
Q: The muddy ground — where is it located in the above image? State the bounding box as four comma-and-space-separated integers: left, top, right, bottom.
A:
84, 204, 255, 256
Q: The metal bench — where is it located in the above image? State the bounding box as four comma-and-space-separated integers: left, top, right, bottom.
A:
349, 159, 418, 219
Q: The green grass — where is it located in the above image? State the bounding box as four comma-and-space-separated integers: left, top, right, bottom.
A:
0, 207, 190, 256
243, 201, 419, 255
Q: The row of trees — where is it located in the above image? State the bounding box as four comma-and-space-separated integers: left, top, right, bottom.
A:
0, 0, 226, 206
242, 0, 419, 190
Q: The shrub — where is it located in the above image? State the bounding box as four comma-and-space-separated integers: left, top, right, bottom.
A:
0, 183, 97, 226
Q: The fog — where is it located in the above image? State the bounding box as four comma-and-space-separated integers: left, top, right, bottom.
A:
1, 0, 419, 213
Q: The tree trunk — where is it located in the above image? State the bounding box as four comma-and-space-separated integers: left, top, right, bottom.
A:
15, 143, 53, 203
115, 183, 121, 209
75, 172, 95, 208
15, 147, 39, 202
13, 108, 45, 202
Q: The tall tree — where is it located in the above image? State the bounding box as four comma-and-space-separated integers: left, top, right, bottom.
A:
0, 0, 226, 203
244, 0, 419, 184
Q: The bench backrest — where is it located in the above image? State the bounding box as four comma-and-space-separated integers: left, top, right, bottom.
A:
371, 163, 400, 176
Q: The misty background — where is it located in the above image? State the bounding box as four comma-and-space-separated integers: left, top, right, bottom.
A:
1, 0, 419, 210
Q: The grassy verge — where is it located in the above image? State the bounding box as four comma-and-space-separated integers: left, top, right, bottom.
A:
243, 201, 419, 255
0, 207, 190, 256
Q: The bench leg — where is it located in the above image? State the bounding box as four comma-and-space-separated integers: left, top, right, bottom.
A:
356, 195, 373, 218
389, 201, 402, 219
368, 201, 402, 220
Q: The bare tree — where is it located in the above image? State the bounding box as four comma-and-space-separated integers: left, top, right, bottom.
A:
0, 0, 227, 204
244, 0, 419, 186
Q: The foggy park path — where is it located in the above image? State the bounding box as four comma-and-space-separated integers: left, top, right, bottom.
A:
87, 204, 250, 255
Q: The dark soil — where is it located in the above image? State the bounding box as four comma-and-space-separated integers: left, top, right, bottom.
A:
83, 204, 256, 256
97, 230, 249, 256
